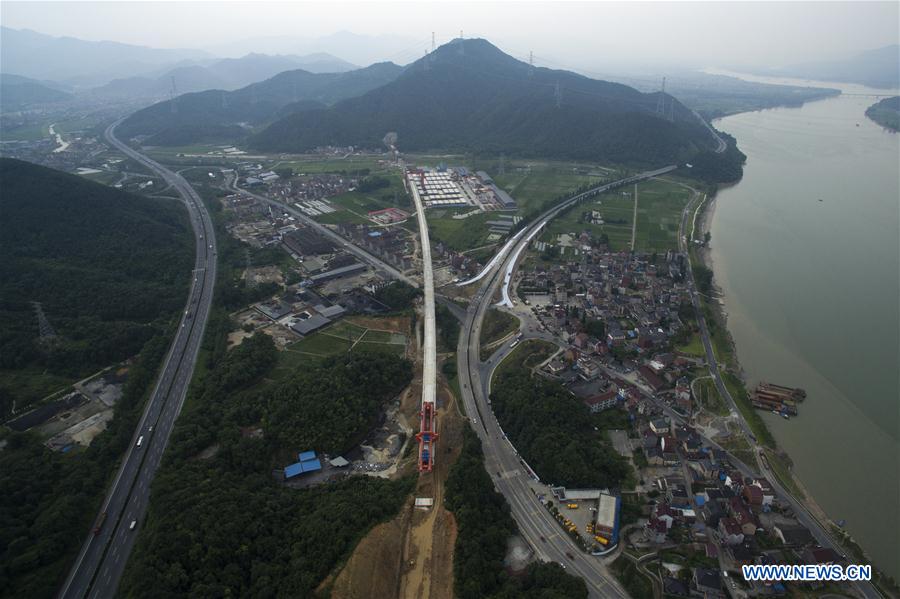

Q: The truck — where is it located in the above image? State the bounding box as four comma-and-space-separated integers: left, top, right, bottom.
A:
92, 512, 107, 535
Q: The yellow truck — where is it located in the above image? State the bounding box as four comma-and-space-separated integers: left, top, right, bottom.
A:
567, 503, 578, 509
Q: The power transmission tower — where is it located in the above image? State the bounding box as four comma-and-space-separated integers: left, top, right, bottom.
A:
529, 51, 534, 77
459, 30, 464, 55
668, 96, 674, 122
655, 76, 666, 116
431, 31, 436, 54
555, 81, 562, 108
170, 76, 178, 114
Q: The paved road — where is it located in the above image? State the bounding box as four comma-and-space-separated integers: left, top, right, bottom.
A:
455, 167, 680, 599
676, 187, 881, 599
227, 176, 418, 288
58, 120, 218, 599
692, 109, 727, 154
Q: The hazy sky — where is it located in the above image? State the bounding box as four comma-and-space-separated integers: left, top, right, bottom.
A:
2, 1, 898, 70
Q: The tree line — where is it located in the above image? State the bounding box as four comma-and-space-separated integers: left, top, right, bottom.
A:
445, 427, 589, 599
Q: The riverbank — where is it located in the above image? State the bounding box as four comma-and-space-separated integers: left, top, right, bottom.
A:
692, 182, 900, 596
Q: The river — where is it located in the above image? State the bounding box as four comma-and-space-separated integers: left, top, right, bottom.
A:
704, 71, 899, 578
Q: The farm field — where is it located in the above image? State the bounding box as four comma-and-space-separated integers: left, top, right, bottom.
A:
540, 177, 691, 252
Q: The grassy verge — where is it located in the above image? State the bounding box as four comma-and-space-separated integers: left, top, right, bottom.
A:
722, 371, 775, 448
694, 377, 729, 416
479, 308, 519, 359
493, 339, 557, 381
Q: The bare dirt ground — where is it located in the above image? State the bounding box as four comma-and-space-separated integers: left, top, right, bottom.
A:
329, 349, 465, 599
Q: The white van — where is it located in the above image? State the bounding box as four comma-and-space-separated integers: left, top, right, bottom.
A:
136, 436, 144, 448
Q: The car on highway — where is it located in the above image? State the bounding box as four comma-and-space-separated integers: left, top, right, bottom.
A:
129, 520, 137, 531
136, 435, 144, 448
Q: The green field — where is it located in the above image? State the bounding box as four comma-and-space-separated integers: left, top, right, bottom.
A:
274, 155, 388, 175
0, 121, 50, 141
540, 177, 691, 252
676, 332, 705, 357
426, 210, 497, 253
490, 161, 616, 214
285, 319, 407, 359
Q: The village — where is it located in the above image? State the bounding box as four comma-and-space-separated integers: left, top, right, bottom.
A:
450, 232, 847, 597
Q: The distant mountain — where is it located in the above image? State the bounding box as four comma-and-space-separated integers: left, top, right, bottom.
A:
759, 45, 900, 89
206, 31, 419, 67
91, 52, 358, 99
0, 73, 73, 110
251, 39, 717, 165
0, 26, 209, 85
117, 62, 402, 145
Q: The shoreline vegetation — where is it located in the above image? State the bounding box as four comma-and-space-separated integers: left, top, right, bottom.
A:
690, 188, 900, 596
864, 96, 900, 132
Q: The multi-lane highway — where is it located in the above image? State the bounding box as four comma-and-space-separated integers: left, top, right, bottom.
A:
454, 167, 679, 599
58, 120, 218, 599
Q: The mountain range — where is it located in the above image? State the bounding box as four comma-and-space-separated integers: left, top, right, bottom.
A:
0, 26, 209, 86
250, 39, 717, 165
90, 52, 358, 99
0, 73, 73, 110
116, 62, 403, 145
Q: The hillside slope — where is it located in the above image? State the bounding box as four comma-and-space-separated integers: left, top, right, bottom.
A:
0, 73, 73, 110
0, 158, 192, 414
251, 38, 717, 165
117, 61, 402, 145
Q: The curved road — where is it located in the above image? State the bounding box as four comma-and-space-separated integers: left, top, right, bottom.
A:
455, 167, 678, 599
58, 120, 218, 599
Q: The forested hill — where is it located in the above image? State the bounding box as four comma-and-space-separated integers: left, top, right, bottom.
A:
0, 158, 192, 414
250, 38, 717, 165
116, 61, 403, 146
0, 73, 73, 110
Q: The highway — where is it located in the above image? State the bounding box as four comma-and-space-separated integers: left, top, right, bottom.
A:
692, 109, 727, 154
58, 119, 218, 599
676, 188, 881, 599
454, 167, 678, 599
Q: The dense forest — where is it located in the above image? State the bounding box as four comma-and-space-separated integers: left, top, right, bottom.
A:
490, 373, 630, 488
121, 310, 415, 597
0, 157, 192, 415
372, 280, 421, 311
685, 133, 746, 184
0, 333, 173, 597
251, 39, 719, 167
445, 428, 588, 599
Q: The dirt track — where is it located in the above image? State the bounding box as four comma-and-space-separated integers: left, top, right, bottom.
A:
330, 353, 464, 599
